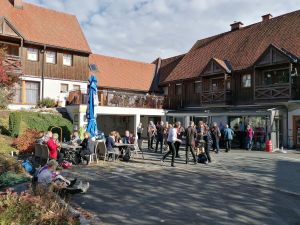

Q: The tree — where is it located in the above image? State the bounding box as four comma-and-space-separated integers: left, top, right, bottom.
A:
0, 45, 20, 109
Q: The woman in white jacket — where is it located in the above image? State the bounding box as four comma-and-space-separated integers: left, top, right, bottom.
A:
161, 123, 181, 167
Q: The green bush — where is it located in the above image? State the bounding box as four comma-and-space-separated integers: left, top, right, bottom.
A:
9, 112, 21, 137
0, 172, 30, 188
37, 97, 57, 108
8, 111, 72, 140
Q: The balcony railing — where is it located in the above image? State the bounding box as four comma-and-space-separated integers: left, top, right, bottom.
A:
67, 90, 165, 109
202, 90, 232, 105
255, 83, 290, 100
4, 55, 22, 74
3, 55, 22, 75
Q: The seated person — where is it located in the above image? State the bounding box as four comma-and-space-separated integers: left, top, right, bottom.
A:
47, 133, 63, 162
37, 160, 89, 195
115, 132, 122, 143
122, 130, 131, 144
79, 132, 94, 165
106, 131, 120, 160
70, 131, 81, 145
197, 147, 208, 164
129, 133, 137, 145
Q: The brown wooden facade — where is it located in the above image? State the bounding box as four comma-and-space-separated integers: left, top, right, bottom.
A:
0, 17, 90, 82
163, 45, 300, 109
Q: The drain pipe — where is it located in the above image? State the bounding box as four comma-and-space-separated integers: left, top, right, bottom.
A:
41, 45, 46, 100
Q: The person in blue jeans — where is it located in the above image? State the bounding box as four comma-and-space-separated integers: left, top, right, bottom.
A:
223, 124, 234, 152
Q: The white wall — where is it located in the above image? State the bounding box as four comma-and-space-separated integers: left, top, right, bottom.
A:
9, 76, 87, 109
43, 78, 87, 107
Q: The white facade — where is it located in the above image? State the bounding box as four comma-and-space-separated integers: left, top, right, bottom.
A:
8, 75, 87, 109
66, 105, 166, 136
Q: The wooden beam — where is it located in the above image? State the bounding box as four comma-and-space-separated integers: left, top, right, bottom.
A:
21, 80, 26, 104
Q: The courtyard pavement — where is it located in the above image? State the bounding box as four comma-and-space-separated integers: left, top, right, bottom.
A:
65, 148, 300, 225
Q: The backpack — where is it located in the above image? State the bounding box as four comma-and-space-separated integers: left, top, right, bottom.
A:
22, 160, 35, 175
60, 160, 72, 169
122, 150, 131, 162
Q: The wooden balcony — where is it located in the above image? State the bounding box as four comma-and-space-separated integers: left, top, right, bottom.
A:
255, 84, 290, 100
67, 90, 165, 109
3, 55, 22, 75
202, 90, 232, 105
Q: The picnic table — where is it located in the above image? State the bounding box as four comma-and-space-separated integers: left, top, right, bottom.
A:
60, 143, 82, 164
61, 143, 82, 151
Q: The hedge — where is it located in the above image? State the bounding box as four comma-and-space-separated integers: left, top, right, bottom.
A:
8, 111, 72, 141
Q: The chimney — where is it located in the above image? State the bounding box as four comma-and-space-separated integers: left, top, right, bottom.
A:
230, 21, 244, 31
13, 0, 23, 9
262, 13, 273, 22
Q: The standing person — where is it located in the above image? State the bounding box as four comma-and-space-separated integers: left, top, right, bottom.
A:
211, 122, 221, 153
155, 121, 164, 153
47, 133, 63, 163
246, 125, 254, 151
163, 121, 169, 151
147, 121, 156, 150
185, 121, 197, 164
175, 121, 184, 158
203, 125, 212, 163
137, 123, 143, 140
223, 124, 234, 152
239, 121, 245, 148
161, 123, 181, 167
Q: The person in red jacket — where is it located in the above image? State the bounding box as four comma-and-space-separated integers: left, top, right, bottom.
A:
47, 133, 62, 162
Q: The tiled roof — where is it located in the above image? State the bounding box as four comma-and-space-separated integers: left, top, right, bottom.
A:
158, 54, 185, 83
0, 0, 91, 53
165, 10, 300, 82
90, 54, 156, 92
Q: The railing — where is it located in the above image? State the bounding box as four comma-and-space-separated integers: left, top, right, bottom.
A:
67, 90, 165, 109
3, 55, 22, 75
255, 84, 290, 100
202, 90, 232, 104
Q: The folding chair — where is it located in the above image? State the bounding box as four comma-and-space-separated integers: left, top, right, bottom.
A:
40, 145, 49, 166
34, 144, 43, 165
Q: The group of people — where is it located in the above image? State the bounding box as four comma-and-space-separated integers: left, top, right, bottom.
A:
36, 130, 94, 165
105, 130, 138, 160
141, 120, 256, 167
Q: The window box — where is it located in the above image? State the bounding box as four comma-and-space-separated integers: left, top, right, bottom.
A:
27, 48, 38, 61
46, 51, 56, 64
63, 54, 72, 66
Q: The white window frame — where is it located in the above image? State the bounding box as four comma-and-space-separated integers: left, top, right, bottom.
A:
46, 51, 56, 64
73, 85, 80, 91
27, 48, 38, 61
242, 74, 251, 88
60, 83, 69, 93
63, 54, 72, 66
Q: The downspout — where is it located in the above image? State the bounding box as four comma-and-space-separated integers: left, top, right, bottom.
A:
41, 45, 46, 100
286, 105, 289, 149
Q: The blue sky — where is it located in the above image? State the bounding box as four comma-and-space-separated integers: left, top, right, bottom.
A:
26, 0, 299, 62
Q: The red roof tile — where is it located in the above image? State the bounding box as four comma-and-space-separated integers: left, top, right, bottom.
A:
164, 10, 300, 82
90, 54, 156, 92
0, 0, 91, 53
158, 54, 185, 83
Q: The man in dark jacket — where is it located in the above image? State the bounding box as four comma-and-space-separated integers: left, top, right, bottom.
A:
185, 121, 197, 164
155, 121, 164, 153
203, 125, 212, 163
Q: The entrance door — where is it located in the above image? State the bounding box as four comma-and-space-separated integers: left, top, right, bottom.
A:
293, 116, 300, 148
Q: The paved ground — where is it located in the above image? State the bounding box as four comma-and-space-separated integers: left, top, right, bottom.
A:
64, 148, 300, 225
